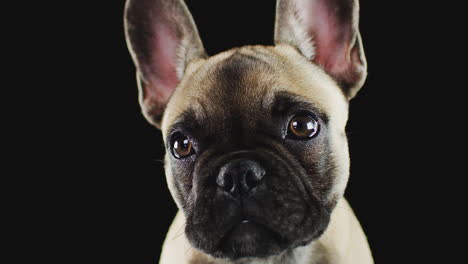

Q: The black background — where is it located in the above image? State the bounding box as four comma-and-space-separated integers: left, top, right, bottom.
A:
36, 0, 458, 263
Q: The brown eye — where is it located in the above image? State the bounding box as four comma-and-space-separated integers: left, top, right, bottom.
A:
172, 134, 194, 159
288, 115, 319, 139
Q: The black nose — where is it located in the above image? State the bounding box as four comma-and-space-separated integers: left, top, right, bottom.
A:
216, 159, 266, 195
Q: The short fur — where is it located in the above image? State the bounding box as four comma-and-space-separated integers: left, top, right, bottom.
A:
124, 0, 373, 263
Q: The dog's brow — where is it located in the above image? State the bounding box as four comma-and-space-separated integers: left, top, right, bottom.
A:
167, 109, 200, 139
271, 92, 329, 122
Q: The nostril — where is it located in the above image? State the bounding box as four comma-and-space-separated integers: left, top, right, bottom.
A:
217, 172, 235, 193
245, 170, 258, 189
244, 168, 265, 190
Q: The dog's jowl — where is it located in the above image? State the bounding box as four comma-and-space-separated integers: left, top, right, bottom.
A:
125, 0, 373, 263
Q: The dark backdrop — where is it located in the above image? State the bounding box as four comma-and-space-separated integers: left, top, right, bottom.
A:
55, 0, 455, 263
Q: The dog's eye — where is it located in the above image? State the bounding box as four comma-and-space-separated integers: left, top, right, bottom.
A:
287, 115, 319, 139
171, 133, 194, 159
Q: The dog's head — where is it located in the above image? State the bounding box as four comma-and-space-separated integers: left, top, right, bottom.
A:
125, 0, 366, 260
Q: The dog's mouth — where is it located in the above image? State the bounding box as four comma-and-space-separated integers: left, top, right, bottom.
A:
185, 149, 332, 260
215, 219, 287, 260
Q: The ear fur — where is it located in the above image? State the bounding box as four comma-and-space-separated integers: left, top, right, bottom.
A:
125, 0, 207, 127
275, 0, 367, 99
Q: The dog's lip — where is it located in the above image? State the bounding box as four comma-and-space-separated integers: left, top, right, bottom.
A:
220, 218, 286, 245
225, 217, 262, 232
223, 218, 260, 236
215, 218, 287, 259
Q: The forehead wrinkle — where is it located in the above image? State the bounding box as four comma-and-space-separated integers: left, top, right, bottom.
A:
207, 53, 275, 107
186, 54, 278, 134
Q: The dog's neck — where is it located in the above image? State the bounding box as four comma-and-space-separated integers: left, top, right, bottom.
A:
159, 198, 373, 264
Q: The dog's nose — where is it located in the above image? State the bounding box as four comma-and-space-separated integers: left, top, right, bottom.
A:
216, 159, 266, 195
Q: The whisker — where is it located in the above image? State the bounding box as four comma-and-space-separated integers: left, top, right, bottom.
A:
184, 244, 193, 256
171, 223, 186, 241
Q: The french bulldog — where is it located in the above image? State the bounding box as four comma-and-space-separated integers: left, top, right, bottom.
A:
124, 0, 373, 263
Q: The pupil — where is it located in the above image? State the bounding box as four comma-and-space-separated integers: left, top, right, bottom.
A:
174, 137, 190, 151
288, 116, 319, 139
293, 120, 312, 131
172, 134, 194, 159
182, 139, 189, 148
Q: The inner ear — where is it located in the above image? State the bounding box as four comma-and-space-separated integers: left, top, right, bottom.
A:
275, 0, 367, 99
125, 0, 207, 127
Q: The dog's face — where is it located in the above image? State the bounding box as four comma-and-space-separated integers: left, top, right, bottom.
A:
161, 46, 352, 259
125, 0, 366, 260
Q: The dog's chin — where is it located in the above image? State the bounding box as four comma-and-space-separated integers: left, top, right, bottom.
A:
202, 219, 314, 261
210, 220, 284, 260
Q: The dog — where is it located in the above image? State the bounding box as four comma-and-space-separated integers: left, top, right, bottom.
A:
124, 0, 373, 263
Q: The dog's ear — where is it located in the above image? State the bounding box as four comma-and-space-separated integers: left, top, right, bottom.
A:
125, 0, 206, 127
275, 0, 367, 99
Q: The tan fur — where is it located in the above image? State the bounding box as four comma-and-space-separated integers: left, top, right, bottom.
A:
159, 45, 372, 263
162, 45, 349, 137
162, 45, 351, 202
124, 0, 371, 262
